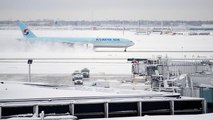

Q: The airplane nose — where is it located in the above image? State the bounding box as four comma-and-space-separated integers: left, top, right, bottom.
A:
130, 41, 135, 46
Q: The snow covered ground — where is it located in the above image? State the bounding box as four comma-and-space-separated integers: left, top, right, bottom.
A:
0, 29, 213, 58
0, 29, 212, 119
82, 113, 213, 120
0, 80, 175, 99
0, 81, 110, 99
0, 29, 213, 74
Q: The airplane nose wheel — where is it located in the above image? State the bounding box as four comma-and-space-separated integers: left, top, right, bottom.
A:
124, 48, 127, 52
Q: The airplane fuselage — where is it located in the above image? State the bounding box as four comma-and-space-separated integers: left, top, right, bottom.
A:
27, 37, 135, 48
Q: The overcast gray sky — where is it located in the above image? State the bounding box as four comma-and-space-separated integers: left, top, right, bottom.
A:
0, 0, 213, 21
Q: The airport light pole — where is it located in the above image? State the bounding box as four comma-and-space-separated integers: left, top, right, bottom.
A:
27, 59, 33, 82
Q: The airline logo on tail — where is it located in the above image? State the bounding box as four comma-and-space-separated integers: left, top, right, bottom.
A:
23, 29, 29, 35
17, 20, 36, 38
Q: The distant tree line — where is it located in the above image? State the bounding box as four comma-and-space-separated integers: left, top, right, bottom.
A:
0, 20, 213, 27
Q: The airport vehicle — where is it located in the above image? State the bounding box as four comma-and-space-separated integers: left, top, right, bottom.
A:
72, 71, 83, 85
17, 21, 134, 51
81, 68, 90, 78
74, 79, 83, 85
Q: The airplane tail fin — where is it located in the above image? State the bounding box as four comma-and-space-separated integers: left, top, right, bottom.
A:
17, 20, 37, 38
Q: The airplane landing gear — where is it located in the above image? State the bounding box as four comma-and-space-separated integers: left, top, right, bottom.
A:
124, 48, 127, 52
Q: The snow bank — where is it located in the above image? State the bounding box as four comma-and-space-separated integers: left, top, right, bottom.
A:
82, 113, 213, 120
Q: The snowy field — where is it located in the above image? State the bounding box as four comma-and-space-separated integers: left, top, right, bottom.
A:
0, 29, 213, 74
0, 29, 213, 119
0, 80, 175, 99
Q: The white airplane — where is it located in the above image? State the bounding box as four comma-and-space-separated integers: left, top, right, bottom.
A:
18, 21, 134, 51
